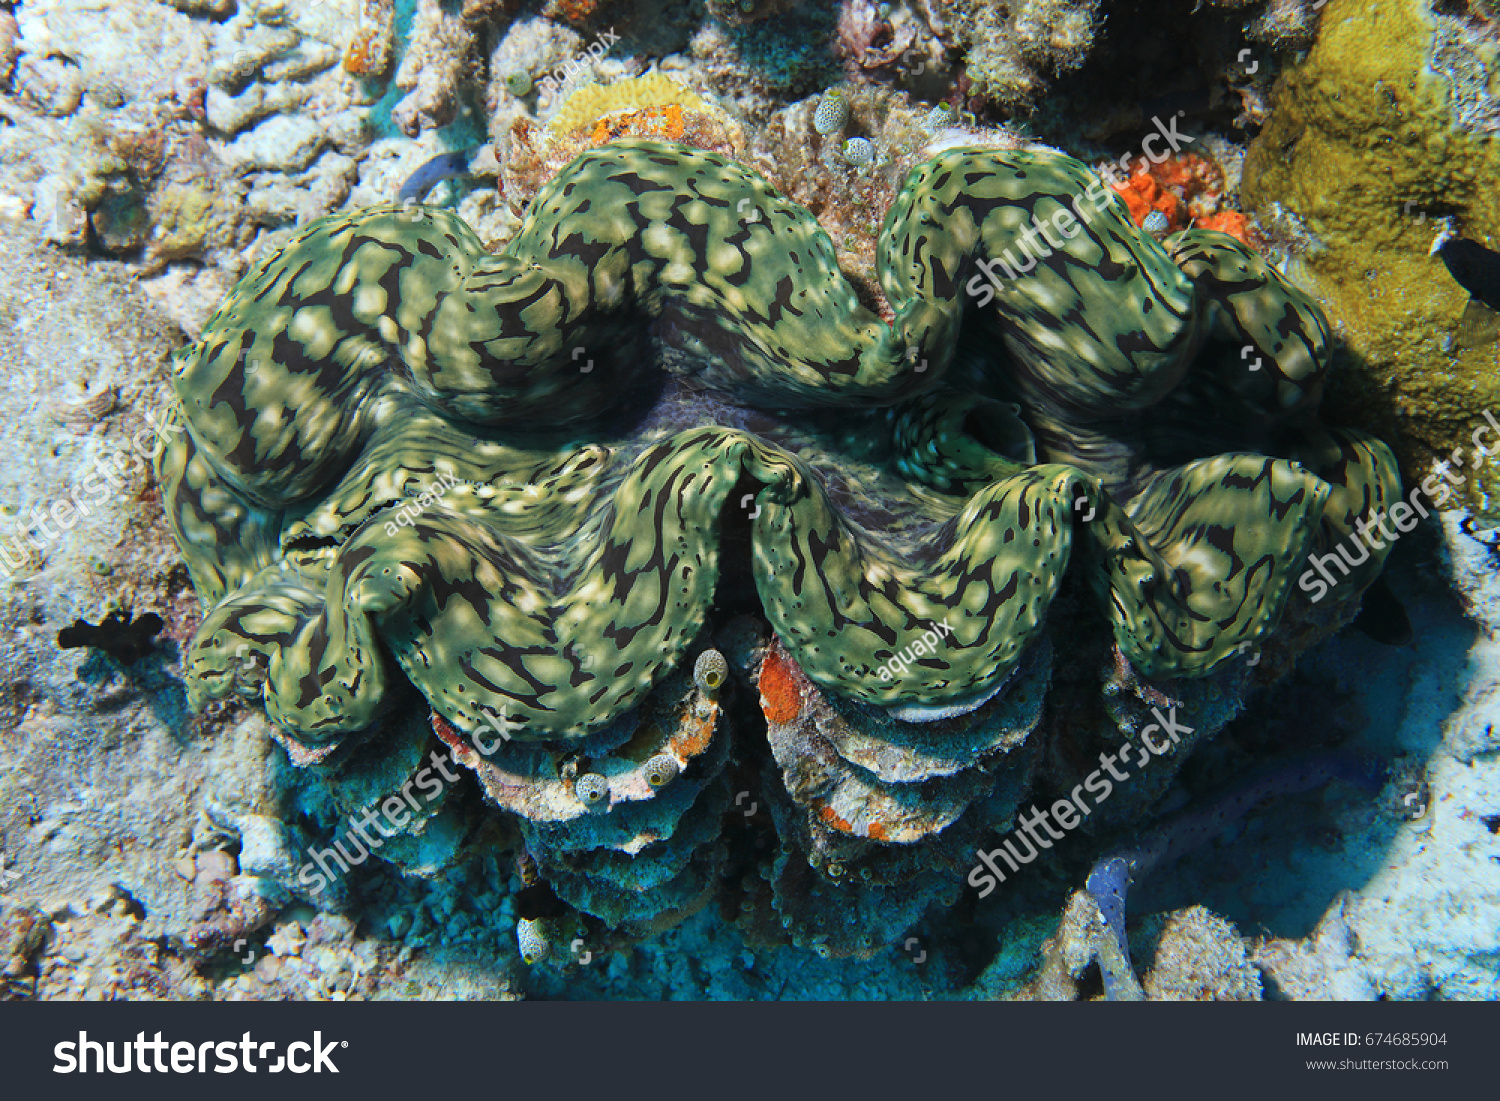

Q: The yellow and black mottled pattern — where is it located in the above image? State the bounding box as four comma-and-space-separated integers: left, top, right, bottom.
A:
159, 140, 1399, 745
882, 148, 1203, 421
1167, 229, 1331, 416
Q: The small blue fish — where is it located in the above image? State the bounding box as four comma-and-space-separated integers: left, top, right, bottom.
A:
396, 147, 477, 205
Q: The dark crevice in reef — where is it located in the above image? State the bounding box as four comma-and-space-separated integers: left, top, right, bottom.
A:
713, 739, 781, 946
513, 880, 569, 923
1037, 0, 1266, 144
1033, 570, 1123, 799
1349, 576, 1414, 647
1076, 959, 1107, 1000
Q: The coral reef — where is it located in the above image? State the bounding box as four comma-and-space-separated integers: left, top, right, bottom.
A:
686, 4, 841, 102
744, 84, 1026, 302
706, 0, 797, 27
345, 0, 397, 79
835, 0, 952, 91
943, 0, 1102, 111
1111, 153, 1250, 242
0, 0, 1489, 1004
155, 135, 1396, 954
0, 903, 47, 999
0, 12, 20, 92
1141, 905, 1264, 1000
392, 0, 478, 136
501, 72, 746, 213
1240, 0, 1325, 46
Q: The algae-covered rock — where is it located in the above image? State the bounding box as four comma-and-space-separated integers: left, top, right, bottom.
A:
1242, 0, 1500, 518
1142, 905, 1263, 1001
945, 0, 1102, 111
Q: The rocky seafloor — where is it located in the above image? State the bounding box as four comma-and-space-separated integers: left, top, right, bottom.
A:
0, 0, 1497, 1001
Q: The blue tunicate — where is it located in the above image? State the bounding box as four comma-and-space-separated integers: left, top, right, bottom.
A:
1085, 749, 1386, 1000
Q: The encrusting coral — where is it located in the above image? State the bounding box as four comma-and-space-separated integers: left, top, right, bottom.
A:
1242, 0, 1500, 517
502, 73, 747, 214
156, 136, 1399, 955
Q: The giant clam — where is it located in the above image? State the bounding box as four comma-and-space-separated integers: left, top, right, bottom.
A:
157, 139, 1397, 956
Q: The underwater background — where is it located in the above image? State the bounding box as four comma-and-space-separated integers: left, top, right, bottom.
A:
0, 0, 1496, 1001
